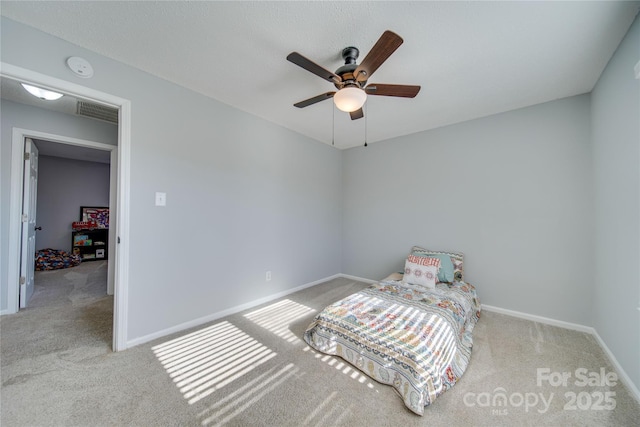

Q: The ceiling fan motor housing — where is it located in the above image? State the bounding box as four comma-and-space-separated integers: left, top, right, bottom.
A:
335, 46, 366, 89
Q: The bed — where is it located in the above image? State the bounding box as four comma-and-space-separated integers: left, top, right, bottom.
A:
303, 247, 481, 415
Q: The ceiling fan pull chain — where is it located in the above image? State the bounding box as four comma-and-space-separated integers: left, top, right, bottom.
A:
332, 102, 335, 146
364, 103, 368, 147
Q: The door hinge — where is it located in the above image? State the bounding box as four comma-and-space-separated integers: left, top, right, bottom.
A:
117, 236, 121, 244
19, 276, 26, 285
21, 214, 28, 223
24, 152, 30, 161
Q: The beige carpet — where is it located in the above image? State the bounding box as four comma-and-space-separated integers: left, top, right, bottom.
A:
1, 262, 639, 426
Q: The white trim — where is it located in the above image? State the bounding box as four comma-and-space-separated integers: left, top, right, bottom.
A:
481, 304, 640, 403
481, 304, 594, 334
339, 274, 377, 285
1, 62, 131, 353
7, 130, 26, 315
106, 149, 118, 296
8, 129, 118, 314
13, 129, 117, 150
112, 101, 131, 352
126, 274, 342, 348
1, 62, 125, 108
592, 329, 640, 404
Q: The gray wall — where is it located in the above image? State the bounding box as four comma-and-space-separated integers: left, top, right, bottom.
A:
36, 155, 110, 253
591, 15, 640, 390
342, 94, 594, 326
2, 14, 638, 394
1, 17, 343, 339
0, 98, 117, 310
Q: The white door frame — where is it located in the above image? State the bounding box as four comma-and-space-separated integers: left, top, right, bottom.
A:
2, 62, 131, 352
12, 131, 118, 295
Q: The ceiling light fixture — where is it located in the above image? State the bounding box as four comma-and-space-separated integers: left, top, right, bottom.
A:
333, 86, 367, 112
21, 83, 64, 101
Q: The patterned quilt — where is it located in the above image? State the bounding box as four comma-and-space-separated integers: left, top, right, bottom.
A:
304, 279, 481, 415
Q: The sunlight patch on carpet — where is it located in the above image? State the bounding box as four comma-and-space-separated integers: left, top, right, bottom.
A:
244, 299, 316, 344
198, 362, 299, 426
302, 391, 354, 426
152, 321, 277, 404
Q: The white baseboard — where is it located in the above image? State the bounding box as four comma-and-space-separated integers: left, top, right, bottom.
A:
125, 273, 342, 349
338, 273, 377, 284
481, 304, 640, 404
591, 329, 640, 404
481, 304, 594, 334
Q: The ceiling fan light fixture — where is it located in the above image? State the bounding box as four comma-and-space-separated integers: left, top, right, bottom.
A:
333, 87, 367, 112
21, 83, 64, 101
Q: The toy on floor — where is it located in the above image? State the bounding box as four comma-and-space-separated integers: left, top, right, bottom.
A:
35, 248, 82, 271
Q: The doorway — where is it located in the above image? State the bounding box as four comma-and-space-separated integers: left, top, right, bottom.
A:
15, 133, 118, 302
2, 62, 131, 351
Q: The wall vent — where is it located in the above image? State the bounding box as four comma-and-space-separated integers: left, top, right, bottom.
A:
76, 101, 118, 124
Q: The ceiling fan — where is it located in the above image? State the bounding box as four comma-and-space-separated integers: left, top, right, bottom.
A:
287, 30, 421, 120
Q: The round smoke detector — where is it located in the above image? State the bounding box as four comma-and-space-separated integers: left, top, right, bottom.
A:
66, 56, 94, 78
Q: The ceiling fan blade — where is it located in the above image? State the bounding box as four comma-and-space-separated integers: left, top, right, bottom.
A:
287, 52, 342, 84
365, 84, 421, 98
293, 92, 336, 108
354, 30, 404, 82
350, 108, 364, 120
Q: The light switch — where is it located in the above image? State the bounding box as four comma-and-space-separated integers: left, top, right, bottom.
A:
155, 192, 166, 206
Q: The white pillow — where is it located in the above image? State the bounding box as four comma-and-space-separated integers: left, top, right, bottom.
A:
403, 257, 439, 289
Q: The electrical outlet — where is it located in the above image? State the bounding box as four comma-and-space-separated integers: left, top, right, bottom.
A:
266, 271, 271, 282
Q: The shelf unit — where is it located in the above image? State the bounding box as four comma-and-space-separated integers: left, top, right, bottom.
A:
71, 228, 108, 261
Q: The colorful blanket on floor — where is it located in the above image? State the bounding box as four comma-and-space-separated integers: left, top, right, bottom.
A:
35, 248, 82, 271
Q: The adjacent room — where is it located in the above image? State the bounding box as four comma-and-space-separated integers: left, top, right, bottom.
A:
1, 2, 638, 425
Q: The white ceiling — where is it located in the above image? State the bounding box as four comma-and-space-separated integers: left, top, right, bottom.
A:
2, 1, 639, 149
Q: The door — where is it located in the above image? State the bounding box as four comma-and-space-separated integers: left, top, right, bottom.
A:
20, 138, 39, 308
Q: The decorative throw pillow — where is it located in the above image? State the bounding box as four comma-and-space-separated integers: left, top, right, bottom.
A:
409, 251, 454, 283
411, 246, 464, 282
403, 257, 439, 289
406, 254, 441, 270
